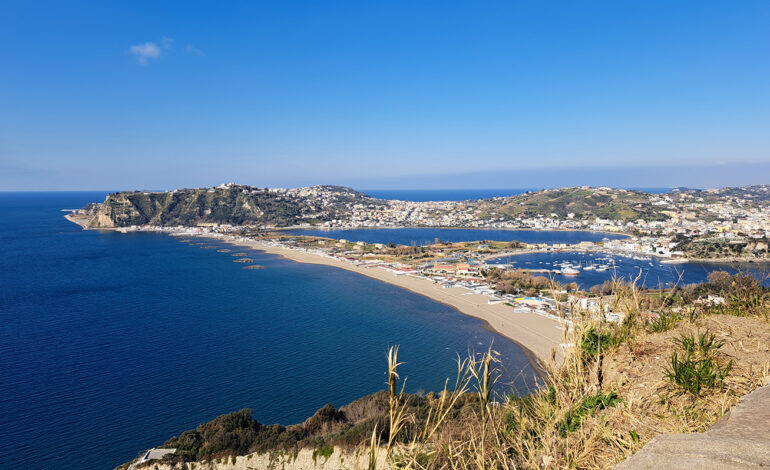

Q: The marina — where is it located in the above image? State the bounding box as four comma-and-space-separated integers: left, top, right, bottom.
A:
488, 251, 768, 289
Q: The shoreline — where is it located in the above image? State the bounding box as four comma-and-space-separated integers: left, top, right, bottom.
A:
63, 211, 564, 373
64, 215, 766, 266
224, 238, 565, 369
64, 213, 91, 228
61, 218, 766, 365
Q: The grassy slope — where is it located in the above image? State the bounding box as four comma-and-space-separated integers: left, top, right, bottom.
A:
470, 188, 669, 222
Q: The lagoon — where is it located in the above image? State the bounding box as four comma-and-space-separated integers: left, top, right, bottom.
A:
487, 251, 769, 289
283, 227, 626, 246
283, 228, 767, 289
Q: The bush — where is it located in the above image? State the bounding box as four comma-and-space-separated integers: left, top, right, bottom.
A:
312, 444, 334, 462
704, 271, 769, 317
580, 327, 625, 363
645, 312, 679, 333
665, 331, 733, 396
558, 391, 622, 437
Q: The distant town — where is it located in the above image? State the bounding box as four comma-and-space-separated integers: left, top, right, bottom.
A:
66, 183, 770, 329
268, 184, 770, 260
70, 183, 770, 263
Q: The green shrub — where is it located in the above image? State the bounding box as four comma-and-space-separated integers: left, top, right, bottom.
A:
558, 391, 622, 437
645, 312, 679, 333
706, 271, 769, 318
580, 328, 625, 363
312, 444, 334, 462
665, 331, 733, 396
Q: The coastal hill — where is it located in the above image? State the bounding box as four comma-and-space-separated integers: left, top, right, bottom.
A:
75, 184, 382, 229
469, 187, 670, 222
68, 184, 770, 261
75, 185, 677, 229
73, 184, 770, 229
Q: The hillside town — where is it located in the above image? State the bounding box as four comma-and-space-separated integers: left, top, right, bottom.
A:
292, 185, 769, 234
70, 183, 770, 263
265, 184, 770, 261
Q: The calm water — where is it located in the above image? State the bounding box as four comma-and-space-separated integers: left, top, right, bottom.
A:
284, 229, 767, 288
0, 193, 535, 470
284, 227, 626, 246
488, 252, 769, 289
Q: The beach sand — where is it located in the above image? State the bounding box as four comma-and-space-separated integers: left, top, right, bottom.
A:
64, 213, 91, 229
230, 239, 566, 366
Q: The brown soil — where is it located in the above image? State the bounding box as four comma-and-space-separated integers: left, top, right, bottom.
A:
592, 315, 770, 466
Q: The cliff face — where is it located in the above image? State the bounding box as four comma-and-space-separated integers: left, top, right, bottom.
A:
127, 447, 381, 470
82, 185, 376, 228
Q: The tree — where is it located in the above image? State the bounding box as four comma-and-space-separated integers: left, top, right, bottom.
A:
707, 271, 732, 290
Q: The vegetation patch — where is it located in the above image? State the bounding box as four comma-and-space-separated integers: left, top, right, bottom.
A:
311, 444, 334, 462
558, 390, 622, 437
580, 326, 627, 364
666, 330, 733, 396
645, 312, 680, 333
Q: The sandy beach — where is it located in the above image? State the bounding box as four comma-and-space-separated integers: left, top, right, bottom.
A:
64, 213, 91, 228
229, 239, 566, 366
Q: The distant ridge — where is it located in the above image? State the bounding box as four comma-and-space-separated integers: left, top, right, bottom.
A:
69, 183, 770, 230
76, 184, 381, 229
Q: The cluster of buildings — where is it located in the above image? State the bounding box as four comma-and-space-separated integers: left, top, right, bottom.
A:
274, 185, 770, 261
150, 185, 769, 261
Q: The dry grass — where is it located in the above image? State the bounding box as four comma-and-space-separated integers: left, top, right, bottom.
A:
367, 274, 770, 469
132, 274, 770, 470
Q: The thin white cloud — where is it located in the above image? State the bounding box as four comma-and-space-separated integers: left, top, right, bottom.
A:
185, 44, 205, 56
130, 41, 161, 65
160, 36, 174, 50
129, 37, 174, 65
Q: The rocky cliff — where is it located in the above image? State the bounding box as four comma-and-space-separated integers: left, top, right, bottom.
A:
77, 184, 378, 228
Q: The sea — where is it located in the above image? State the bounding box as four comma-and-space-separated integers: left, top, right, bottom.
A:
0, 192, 535, 470
0, 189, 760, 469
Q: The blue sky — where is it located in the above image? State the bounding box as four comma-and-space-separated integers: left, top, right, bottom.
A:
1, 1, 769, 190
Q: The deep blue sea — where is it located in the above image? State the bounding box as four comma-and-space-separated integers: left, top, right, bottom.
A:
284, 228, 626, 246
0, 190, 751, 469
0, 193, 536, 470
